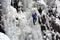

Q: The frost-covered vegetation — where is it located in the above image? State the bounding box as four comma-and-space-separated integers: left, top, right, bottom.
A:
0, 0, 60, 40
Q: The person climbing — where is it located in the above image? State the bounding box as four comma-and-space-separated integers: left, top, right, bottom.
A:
37, 7, 42, 24
38, 7, 42, 15
32, 13, 37, 25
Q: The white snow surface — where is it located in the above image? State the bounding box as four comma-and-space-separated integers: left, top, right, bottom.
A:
55, 18, 60, 25
37, 0, 47, 6
0, 32, 10, 40
55, 0, 60, 13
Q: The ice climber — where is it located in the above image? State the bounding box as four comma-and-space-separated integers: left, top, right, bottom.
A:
38, 7, 42, 24
32, 13, 37, 25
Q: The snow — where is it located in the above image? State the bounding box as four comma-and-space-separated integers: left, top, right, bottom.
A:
55, 0, 60, 13
0, 32, 10, 40
37, 0, 47, 6
55, 18, 60, 25
55, 0, 60, 7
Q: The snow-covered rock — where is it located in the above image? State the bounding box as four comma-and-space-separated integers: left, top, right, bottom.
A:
55, 18, 60, 25
55, 0, 60, 13
37, 0, 47, 7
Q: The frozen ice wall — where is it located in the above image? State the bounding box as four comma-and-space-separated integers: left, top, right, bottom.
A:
2, 0, 60, 40
1, 0, 43, 40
